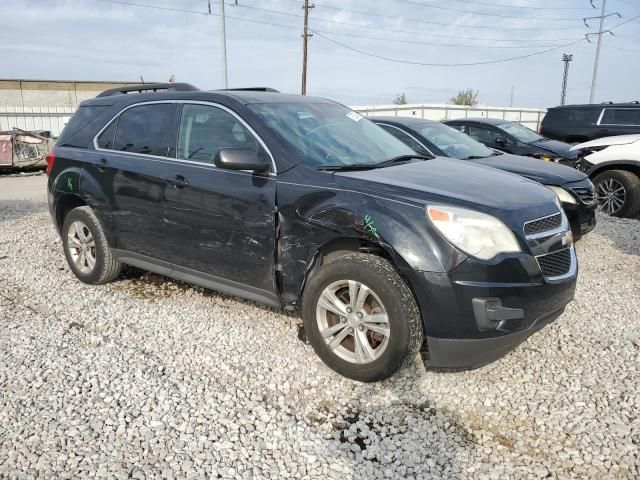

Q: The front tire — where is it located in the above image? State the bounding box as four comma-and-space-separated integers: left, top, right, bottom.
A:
301, 253, 423, 382
62, 206, 121, 284
593, 170, 640, 218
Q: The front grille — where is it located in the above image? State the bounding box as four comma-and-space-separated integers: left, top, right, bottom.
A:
571, 185, 596, 205
524, 213, 562, 236
537, 248, 572, 277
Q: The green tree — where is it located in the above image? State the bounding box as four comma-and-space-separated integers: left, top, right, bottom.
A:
393, 93, 408, 105
449, 89, 480, 107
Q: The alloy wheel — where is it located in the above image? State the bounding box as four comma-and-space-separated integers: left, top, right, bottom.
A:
67, 221, 97, 274
315, 280, 390, 364
596, 178, 626, 215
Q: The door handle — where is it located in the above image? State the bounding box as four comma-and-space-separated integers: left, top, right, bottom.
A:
164, 175, 190, 188
97, 158, 109, 172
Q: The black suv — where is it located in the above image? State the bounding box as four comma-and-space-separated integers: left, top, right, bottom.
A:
541, 103, 640, 143
445, 118, 577, 164
371, 117, 596, 239
47, 83, 578, 382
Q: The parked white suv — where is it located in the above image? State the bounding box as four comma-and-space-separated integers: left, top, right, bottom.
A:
571, 135, 640, 217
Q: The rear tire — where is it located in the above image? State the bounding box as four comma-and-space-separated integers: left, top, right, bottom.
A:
301, 253, 423, 382
62, 206, 121, 284
593, 170, 640, 218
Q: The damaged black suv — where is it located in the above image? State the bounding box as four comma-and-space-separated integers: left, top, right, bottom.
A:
47, 83, 578, 382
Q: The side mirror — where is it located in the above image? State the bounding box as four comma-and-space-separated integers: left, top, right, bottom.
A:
495, 136, 507, 146
214, 148, 270, 172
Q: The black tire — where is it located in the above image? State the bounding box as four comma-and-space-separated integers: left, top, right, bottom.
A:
62, 206, 121, 284
593, 170, 640, 218
301, 253, 423, 382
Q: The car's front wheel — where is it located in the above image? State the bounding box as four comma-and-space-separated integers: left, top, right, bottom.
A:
302, 253, 423, 382
62, 206, 121, 284
593, 170, 640, 218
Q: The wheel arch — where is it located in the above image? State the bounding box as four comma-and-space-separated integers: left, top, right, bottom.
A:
588, 160, 640, 179
55, 193, 87, 231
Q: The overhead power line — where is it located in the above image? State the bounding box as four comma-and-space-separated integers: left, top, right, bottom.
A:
415, 0, 597, 10
275, 0, 583, 38
236, 3, 587, 32
310, 29, 574, 49
312, 31, 587, 67
391, 0, 588, 21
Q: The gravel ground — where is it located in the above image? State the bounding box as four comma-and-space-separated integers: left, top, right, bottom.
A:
0, 175, 639, 479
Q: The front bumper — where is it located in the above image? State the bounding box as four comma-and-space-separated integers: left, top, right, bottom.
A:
401, 249, 577, 369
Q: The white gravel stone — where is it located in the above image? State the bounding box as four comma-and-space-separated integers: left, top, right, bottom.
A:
0, 175, 639, 479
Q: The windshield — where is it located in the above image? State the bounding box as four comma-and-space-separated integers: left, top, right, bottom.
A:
417, 123, 493, 159
496, 122, 543, 143
248, 102, 415, 167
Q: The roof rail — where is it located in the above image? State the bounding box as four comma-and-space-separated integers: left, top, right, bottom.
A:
96, 82, 199, 98
218, 87, 280, 93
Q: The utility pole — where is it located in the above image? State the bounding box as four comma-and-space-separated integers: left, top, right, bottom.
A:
509, 84, 514, 107
211, 0, 229, 89
584, 0, 620, 103
301, 0, 314, 95
560, 54, 573, 106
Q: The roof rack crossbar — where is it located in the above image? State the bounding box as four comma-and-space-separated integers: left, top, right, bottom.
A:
218, 87, 280, 93
97, 82, 199, 98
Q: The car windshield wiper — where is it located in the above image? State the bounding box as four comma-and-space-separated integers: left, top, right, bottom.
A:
464, 155, 488, 160
374, 154, 433, 167
317, 164, 379, 171
317, 154, 432, 172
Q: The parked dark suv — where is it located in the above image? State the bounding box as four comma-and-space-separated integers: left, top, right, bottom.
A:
47, 83, 578, 382
541, 103, 640, 143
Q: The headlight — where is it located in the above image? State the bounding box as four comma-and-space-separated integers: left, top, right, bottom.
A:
427, 205, 521, 260
548, 186, 576, 205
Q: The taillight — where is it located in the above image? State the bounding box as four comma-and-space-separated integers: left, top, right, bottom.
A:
45, 150, 55, 175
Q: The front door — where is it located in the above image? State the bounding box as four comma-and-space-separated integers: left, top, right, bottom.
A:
162, 103, 277, 300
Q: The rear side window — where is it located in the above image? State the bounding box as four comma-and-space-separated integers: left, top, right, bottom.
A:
97, 121, 116, 149
112, 104, 174, 156
546, 108, 600, 125
177, 104, 259, 164
58, 105, 109, 145
600, 108, 640, 126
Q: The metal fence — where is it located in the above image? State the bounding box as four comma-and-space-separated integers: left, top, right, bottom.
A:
0, 106, 74, 136
352, 104, 547, 130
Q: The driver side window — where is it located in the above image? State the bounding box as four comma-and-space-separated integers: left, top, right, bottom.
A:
177, 104, 259, 164
379, 124, 431, 155
468, 126, 500, 145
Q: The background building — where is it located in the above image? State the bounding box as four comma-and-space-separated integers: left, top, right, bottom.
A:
0, 79, 141, 108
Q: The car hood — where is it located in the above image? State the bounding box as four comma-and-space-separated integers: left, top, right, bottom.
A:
570, 134, 640, 151
335, 158, 559, 227
472, 153, 586, 186
531, 138, 577, 158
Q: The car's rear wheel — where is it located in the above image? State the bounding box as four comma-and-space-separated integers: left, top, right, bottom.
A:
62, 206, 121, 284
301, 253, 423, 382
593, 170, 640, 218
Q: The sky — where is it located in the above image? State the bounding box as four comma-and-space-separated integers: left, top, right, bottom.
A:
3, 0, 640, 108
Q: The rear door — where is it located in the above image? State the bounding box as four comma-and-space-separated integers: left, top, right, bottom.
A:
161, 102, 278, 299
94, 102, 175, 259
